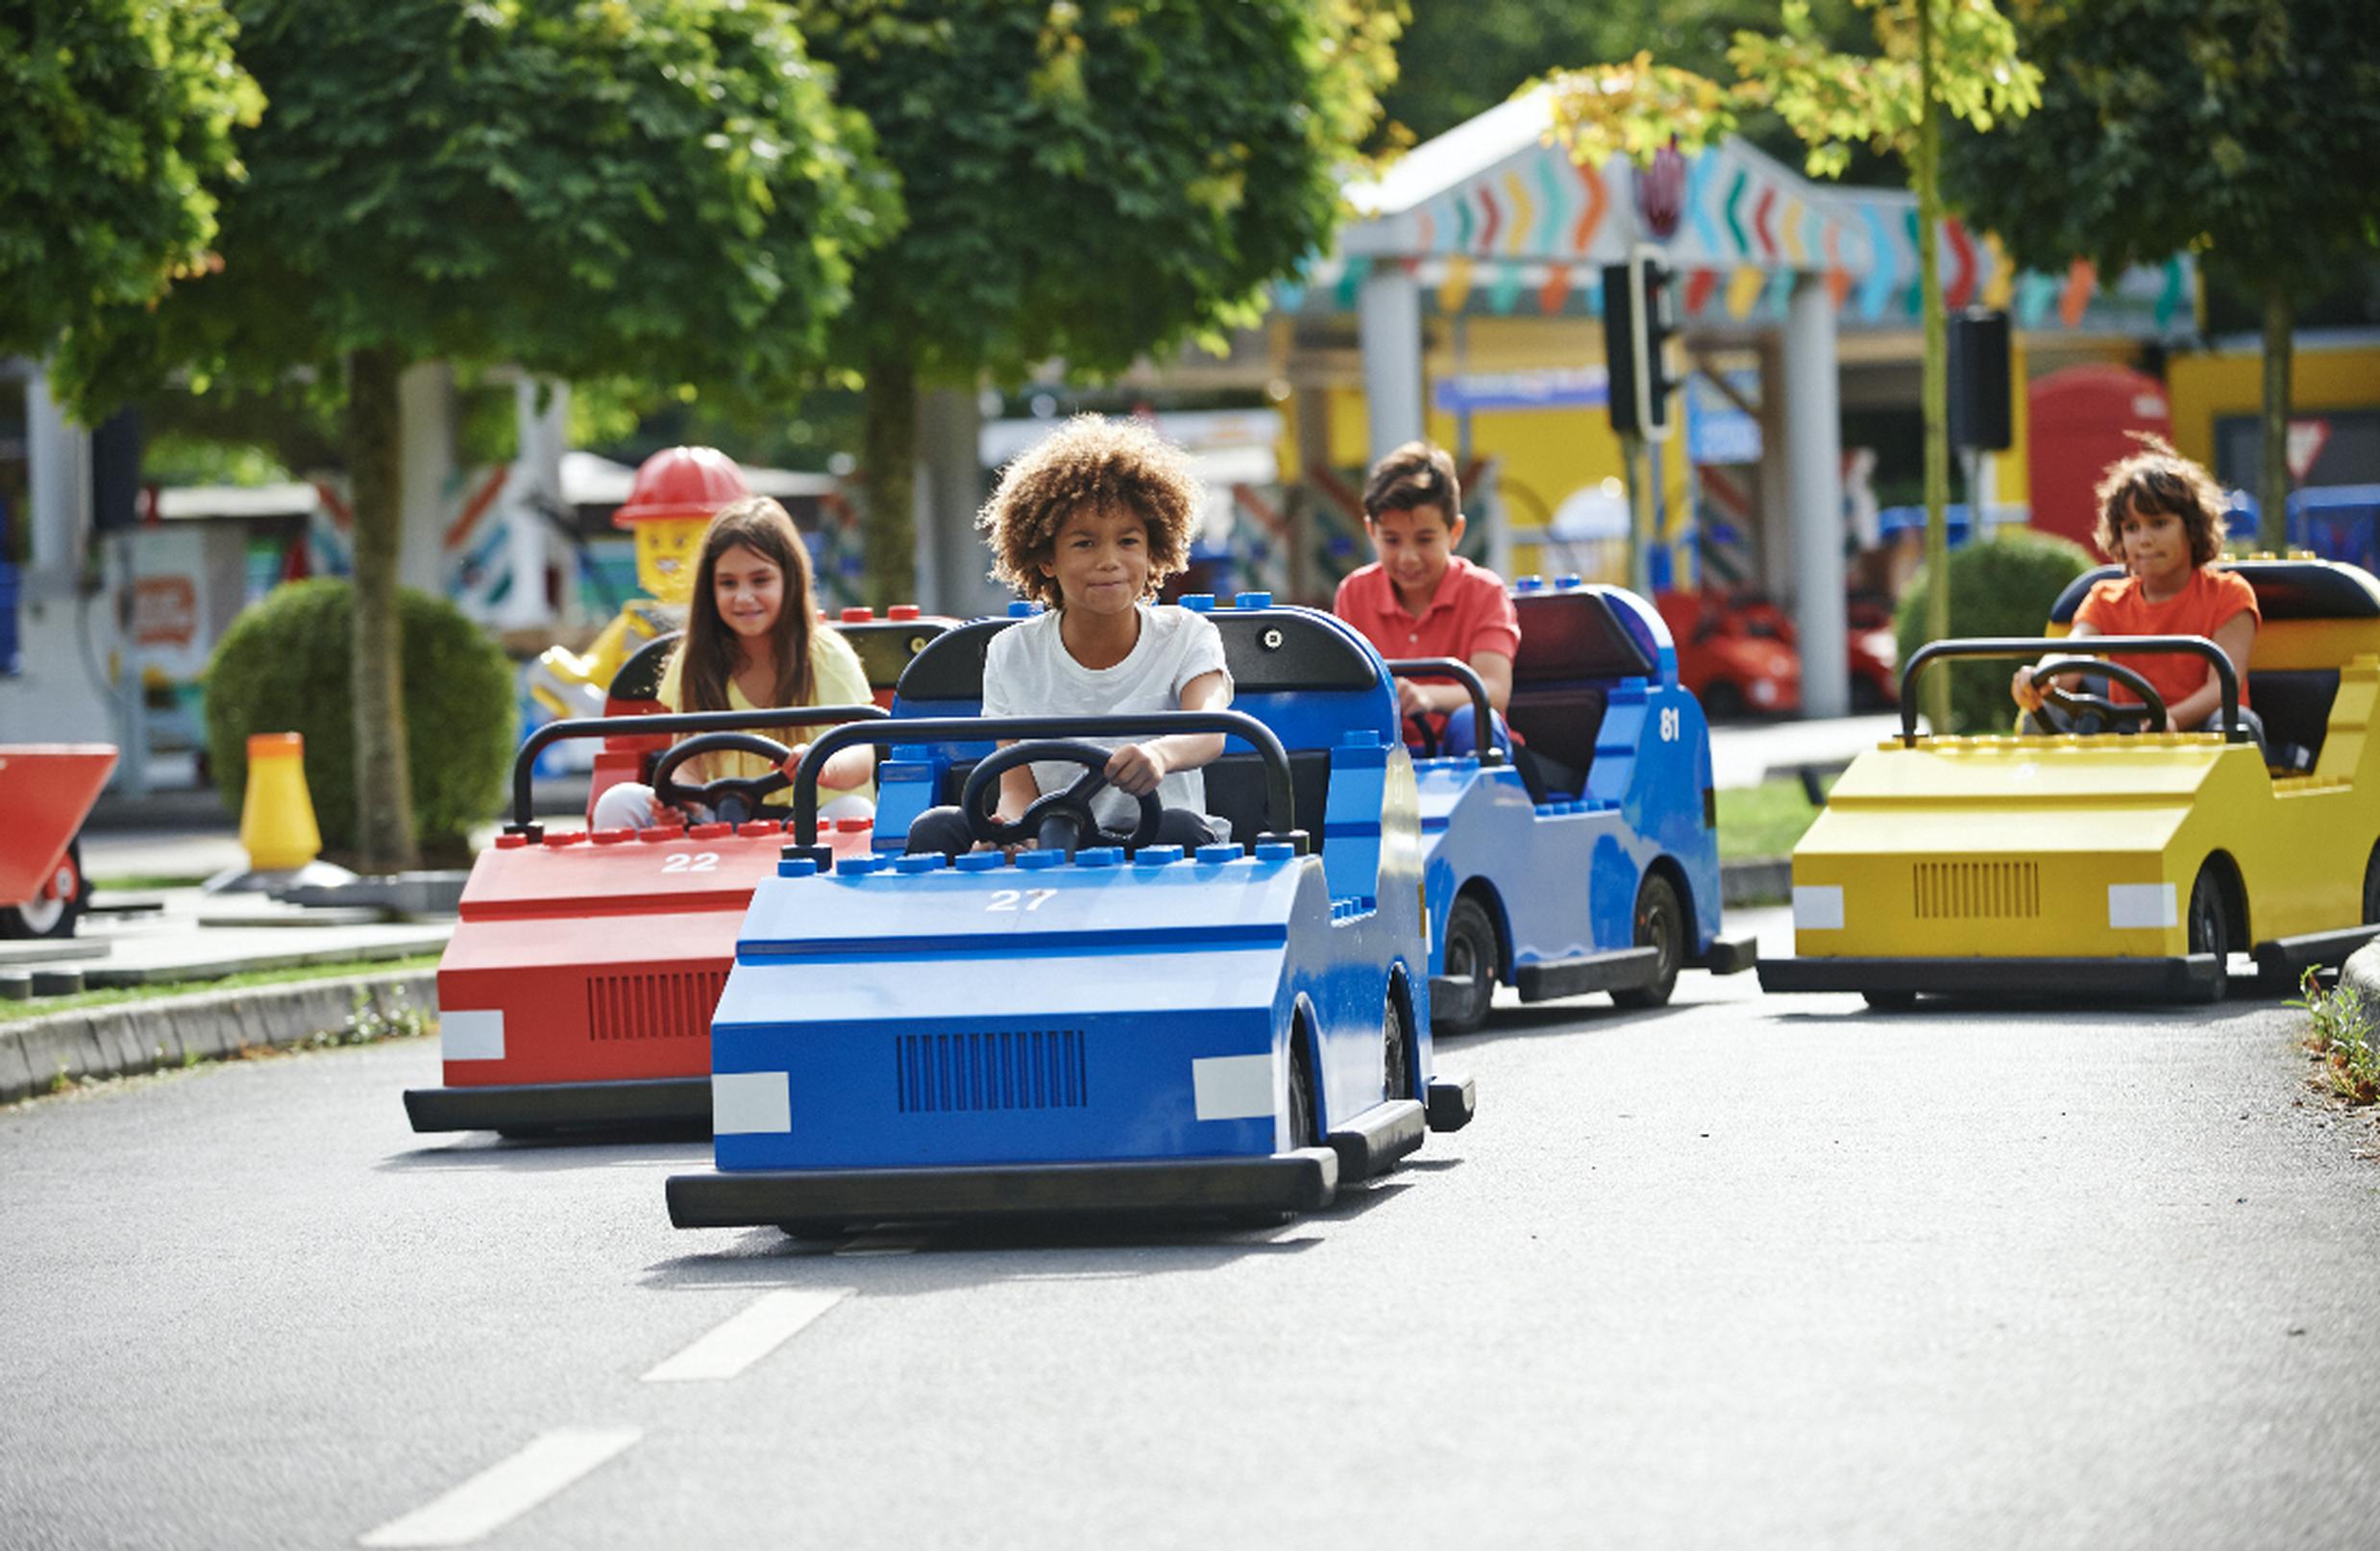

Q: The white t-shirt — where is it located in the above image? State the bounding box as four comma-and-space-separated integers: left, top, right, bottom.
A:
981, 603, 1234, 836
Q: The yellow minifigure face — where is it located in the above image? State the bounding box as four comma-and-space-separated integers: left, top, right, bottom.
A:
634, 516, 710, 603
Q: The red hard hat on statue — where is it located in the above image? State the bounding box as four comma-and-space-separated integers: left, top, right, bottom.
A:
613, 446, 753, 529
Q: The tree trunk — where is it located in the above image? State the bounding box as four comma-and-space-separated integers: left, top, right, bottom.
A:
861, 348, 920, 609
347, 345, 418, 870
1916, 0, 1952, 736
2259, 281, 2293, 554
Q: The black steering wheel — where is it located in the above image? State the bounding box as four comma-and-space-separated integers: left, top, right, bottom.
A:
959, 741, 1163, 853
2030, 655, 2169, 735
650, 731, 796, 825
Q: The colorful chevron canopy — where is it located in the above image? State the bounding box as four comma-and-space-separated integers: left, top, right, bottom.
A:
1280, 88, 2193, 337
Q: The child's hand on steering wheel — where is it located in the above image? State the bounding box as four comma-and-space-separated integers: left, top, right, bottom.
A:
777, 742, 809, 779
1105, 742, 1168, 797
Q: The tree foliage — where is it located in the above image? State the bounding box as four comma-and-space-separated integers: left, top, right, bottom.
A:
0, 0, 261, 364
55, 0, 896, 416
791, 0, 1401, 602
1942, 0, 2380, 544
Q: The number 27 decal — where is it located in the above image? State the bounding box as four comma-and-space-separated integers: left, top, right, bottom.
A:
987, 888, 1059, 912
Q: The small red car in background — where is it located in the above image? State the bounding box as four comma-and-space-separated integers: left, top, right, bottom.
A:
1656, 591, 1802, 720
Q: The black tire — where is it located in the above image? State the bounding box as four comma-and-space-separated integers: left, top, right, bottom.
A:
1288, 1026, 1319, 1150
0, 837, 85, 940
2188, 860, 2232, 1001
1612, 872, 1685, 1009
2362, 843, 2380, 924
1435, 896, 1498, 1035
1701, 682, 1747, 723
1862, 990, 1917, 1012
1382, 984, 1413, 1102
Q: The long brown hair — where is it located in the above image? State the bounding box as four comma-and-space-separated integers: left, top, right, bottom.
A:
674, 496, 819, 711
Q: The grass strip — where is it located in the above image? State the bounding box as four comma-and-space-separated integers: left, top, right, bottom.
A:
1715, 776, 1827, 862
3, 952, 441, 1025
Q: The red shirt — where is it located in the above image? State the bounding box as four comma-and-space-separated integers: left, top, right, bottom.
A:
1334, 555, 1522, 665
2074, 565, 2260, 712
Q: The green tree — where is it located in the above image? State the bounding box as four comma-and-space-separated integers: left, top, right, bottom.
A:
1546, 0, 2040, 733
793, 0, 1400, 603
0, 1, 262, 362
1943, 0, 2380, 550
54, 0, 896, 869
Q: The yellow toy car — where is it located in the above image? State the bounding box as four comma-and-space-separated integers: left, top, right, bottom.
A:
1757, 557, 2380, 1006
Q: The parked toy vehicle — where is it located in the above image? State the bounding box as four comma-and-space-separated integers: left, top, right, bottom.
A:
665, 598, 1476, 1234
0, 745, 115, 939
1757, 557, 2380, 1006
1656, 589, 1801, 719
1390, 578, 1755, 1035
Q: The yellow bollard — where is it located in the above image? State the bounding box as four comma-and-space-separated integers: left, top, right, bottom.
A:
240, 732, 325, 873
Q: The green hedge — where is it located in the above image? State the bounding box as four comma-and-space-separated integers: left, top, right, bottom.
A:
1894, 528, 2100, 734
205, 579, 516, 854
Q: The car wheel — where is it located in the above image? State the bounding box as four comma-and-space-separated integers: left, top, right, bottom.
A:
2362, 843, 2380, 923
1861, 990, 1917, 1012
1612, 873, 1684, 1009
0, 838, 85, 940
1287, 1026, 1320, 1151
1381, 984, 1415, 1102
1435, 896, 1498, 1036
2188, 861, 2231, 1001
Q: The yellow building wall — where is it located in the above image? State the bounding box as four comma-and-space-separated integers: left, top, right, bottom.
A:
2167, 345, 2380, 467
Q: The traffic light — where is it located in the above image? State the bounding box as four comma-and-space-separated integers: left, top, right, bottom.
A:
1600, 253, 1681, 440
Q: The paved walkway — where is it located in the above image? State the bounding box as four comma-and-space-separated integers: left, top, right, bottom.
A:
1706, 712, 1905, 790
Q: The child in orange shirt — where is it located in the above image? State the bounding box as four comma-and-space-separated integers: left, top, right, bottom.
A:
2011, 436, 2258, 737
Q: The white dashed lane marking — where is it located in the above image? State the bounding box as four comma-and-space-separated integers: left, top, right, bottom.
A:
641, 1288, 852, 1383
358, 1426, 642, 1547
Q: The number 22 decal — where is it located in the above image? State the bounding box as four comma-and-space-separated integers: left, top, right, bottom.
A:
661, 852, 720, 874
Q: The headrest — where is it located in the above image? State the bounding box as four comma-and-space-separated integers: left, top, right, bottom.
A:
2048, 559, 2380, 625
607, 630, 680, 704
837, 617, 954, 691
1511, 590, 1656, 682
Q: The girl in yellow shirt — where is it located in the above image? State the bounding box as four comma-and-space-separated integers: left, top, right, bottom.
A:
590, 496, 875, 829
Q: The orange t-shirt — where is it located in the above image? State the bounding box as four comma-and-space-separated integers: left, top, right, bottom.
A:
2074, 566, 2260, 713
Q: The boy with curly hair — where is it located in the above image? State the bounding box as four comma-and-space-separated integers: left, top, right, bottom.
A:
904, 415, 1235, 858
2011, 434, 2260, 738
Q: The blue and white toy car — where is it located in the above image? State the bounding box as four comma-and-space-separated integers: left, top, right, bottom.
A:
665, 597, 1475, 1234
1393, 578, 1755, 1034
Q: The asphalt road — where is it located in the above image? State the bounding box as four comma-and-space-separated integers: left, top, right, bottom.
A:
6, 916, 2378, 1550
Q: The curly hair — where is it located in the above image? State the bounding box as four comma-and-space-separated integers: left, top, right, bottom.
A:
979, 416, 1201, 609
2092, 433, 2230, 569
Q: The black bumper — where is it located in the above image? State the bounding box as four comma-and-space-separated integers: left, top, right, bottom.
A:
1692, 932, 1759, 975
403, 1076, 711, 1135
2254, 926, 2380, 984
667, 1147, 1341, 1231
1755, 952, 2225, 1003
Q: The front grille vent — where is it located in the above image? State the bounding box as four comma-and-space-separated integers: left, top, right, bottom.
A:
1911, 860, 2040, 921
897, 1029, 1087, 1114
586, 969, 727, 1042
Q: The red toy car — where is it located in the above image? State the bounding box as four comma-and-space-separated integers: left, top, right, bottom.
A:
405, 613, 950, 1138
1656, 590, 1803, 719
0, 744, 115, 939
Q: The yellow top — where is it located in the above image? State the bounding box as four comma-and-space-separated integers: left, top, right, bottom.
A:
656, 628, 875, 805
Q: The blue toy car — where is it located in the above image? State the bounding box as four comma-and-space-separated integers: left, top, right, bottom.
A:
1392, 578, 1755, 1035
665, 598, 1476, 1234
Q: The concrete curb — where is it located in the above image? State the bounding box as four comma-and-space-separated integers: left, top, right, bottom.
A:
0, 970, 437, 1108
1721, 857, 1791, 908
2341, 943, 2380, 1006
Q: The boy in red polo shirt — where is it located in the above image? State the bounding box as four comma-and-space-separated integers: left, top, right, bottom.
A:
1334, 441, 1520, 759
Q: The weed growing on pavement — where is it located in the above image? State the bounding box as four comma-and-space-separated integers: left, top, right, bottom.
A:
2294, 968, 2380, 1105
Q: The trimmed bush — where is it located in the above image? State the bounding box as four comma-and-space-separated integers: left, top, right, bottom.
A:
1894, 527, 2100, 734
206, 579, 516, 855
